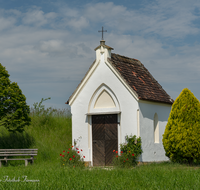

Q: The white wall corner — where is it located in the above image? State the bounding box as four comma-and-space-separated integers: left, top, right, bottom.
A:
96, 49, 101, 62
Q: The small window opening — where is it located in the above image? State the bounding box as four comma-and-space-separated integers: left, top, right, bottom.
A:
154, 113, 159, 143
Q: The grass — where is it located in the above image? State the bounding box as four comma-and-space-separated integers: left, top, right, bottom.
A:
0, 105, 200, 189
0, 162, 200, 189
27, 108, 72, 165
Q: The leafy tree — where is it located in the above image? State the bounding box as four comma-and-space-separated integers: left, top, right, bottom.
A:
0, 63, 31, 132
163, 88, 200, 164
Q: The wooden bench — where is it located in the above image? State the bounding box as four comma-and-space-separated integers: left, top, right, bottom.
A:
0, 149, 38, 167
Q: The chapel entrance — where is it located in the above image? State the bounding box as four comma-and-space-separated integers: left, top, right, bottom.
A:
92, 114, 118, 166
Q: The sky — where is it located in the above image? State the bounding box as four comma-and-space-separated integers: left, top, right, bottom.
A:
0, 0, 200, 110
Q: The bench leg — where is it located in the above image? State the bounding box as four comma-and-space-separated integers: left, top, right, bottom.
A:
0, 160, 7, 167
25, 160, 28, 166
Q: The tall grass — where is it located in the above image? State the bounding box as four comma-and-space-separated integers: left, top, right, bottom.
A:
0, 127, 35, 149
28, 107, 72, 164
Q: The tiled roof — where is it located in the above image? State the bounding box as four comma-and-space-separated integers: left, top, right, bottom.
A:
108, 53, 174, 104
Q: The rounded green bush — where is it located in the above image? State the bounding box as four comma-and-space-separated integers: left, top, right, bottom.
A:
113, 135, 142, 167
162, 88, 200, 164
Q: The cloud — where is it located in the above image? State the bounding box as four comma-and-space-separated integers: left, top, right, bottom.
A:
82, 1, 200, 38
0, 17, 16, 31
22, 7, 57, 27
67, 16, 89, 30
0, 1, 200, 109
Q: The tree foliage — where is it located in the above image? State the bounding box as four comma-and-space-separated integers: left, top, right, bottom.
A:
162, 88, 200, 164
0, 63, 31, 132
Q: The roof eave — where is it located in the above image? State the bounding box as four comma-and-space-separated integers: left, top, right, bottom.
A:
66, 59, 99, 106
138, 98, 174, 105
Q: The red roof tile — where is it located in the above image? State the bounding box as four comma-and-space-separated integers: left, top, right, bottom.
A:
108, 53, 174, 104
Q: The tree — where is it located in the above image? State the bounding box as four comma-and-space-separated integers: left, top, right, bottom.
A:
162, 88, 200, 164
0, 63, 31, 132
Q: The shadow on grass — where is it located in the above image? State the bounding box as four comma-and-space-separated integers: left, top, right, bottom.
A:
0, 126, 35, 149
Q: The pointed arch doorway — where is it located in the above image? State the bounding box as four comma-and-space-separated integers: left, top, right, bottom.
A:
92, 114, 118, 166
88, 84, 121, 166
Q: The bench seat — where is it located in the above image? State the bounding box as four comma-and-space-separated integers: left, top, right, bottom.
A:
0, 149, 38, 167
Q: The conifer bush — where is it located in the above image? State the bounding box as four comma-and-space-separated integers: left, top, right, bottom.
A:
163, 88, 200, 164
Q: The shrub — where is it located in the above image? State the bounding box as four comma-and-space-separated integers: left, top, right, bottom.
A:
162, 88, 200, 164
60, 146, 85, 168
113, 135, 142, 167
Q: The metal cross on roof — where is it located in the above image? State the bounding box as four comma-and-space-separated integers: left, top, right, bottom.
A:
98, 26, 107, 40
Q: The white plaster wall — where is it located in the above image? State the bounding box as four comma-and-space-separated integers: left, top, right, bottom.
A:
70, 52, 139, 164
138, 101, 171, 162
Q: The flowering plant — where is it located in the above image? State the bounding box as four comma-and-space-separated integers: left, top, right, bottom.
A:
113, 135, 142, 167
60, 146, 85, 168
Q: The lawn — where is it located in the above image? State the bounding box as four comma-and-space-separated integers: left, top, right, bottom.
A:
0, 162, 200, 189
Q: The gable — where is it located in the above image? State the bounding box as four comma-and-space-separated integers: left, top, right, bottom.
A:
66, 41, 173, 106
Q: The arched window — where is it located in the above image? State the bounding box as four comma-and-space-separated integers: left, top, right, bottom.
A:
154, 113, 159, 143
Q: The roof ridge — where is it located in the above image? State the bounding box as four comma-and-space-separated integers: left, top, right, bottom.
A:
111, 53, 139, 62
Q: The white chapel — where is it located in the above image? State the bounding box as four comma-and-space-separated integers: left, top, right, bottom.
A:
66, 37, 173, 166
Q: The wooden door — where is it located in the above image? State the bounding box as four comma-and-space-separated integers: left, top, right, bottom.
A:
92, 114, 118, 166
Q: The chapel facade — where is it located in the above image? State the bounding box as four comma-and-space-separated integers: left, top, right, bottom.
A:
66, 40, 173, 166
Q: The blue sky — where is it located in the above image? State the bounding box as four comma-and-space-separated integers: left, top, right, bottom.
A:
1, 0, 200, 109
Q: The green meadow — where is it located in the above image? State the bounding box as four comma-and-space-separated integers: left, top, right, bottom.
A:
0, 108, 200, 190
